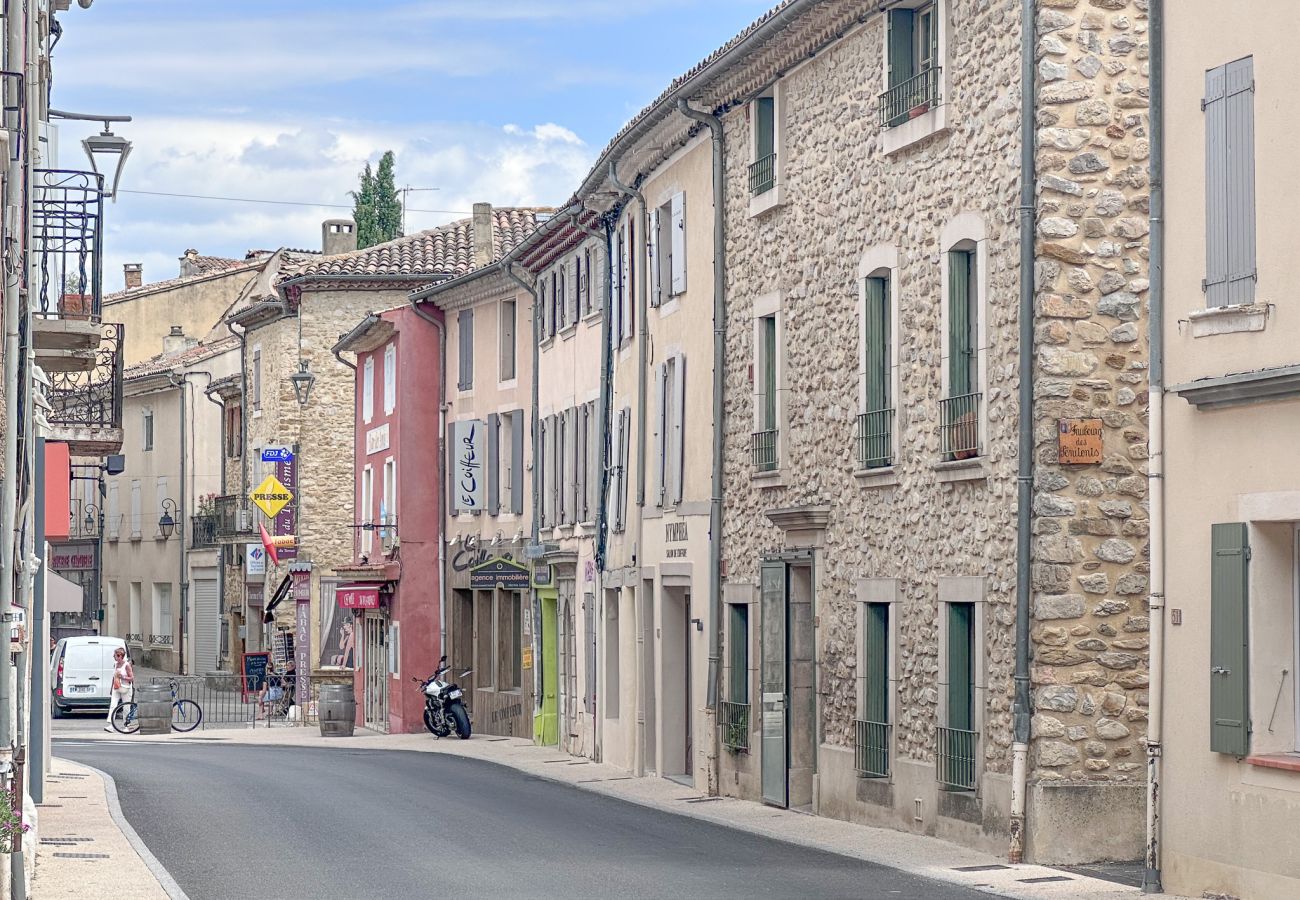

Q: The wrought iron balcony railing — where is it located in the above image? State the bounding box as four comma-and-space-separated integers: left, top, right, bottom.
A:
939, 392, 981, 461
47, 322, 123, 433
719, 700, 750, 753
749, 153, 776, 196
878, 66, 943, 129
33, 168, 105, 322
149, 633, 174, 647
213, 495, 255, 540
191, 514, 219, 549
855, 718, 891, 778
752, 429, 778, 473
856, 408, 894, 469
936, 725, 978, 791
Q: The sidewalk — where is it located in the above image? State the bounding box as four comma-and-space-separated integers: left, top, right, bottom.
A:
54, 722, 1190, 900
31, 760, 178, 899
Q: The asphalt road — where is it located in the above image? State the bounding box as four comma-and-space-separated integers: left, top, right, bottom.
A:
57, 739, 990, 900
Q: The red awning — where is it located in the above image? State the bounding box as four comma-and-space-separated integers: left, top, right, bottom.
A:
337, 584, 381, 609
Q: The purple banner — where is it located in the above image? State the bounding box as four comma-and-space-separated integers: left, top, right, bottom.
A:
295, 599, 311, 701
275, 454, 297, 560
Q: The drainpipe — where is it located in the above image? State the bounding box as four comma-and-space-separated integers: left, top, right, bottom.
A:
676, 100, 726, 733
407, 297, 448, 657
1143, 0, 1165, 892
1008, 0, 1037, 865
203, 384, 228, 670
169, 374, 189, 675
607, 164, 649, 510
225, 319, 251, 498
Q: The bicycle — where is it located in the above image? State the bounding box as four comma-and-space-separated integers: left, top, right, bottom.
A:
111, 680, 204, 734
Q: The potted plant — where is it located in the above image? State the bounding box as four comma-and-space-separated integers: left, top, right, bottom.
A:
909, 101, 930, 119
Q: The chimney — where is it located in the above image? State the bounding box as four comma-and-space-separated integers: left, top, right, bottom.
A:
472, 202, 493, 269
179, 248, 200, 277
164, 325, 188, 356
123, 263, 142, 289
322, 219, 357, 255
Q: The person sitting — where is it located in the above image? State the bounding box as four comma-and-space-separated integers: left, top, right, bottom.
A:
259, 668, 286, 719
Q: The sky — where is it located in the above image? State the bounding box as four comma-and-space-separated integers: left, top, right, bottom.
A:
49, 0, 775, 293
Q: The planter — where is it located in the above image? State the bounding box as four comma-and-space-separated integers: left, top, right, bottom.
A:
909, 103, 930, 119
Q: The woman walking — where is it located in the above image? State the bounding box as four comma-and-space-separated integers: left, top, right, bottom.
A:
105, 647, 134, 732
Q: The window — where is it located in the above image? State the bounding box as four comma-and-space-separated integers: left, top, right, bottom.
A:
509, 409, 525, 515
129, 583, 141, 637
152, 583, 173, 642
575, 406, 588, 523
650, 193, 687, 306
1204, 57, 1256, 307
942, 245, 980, 460
612, 408, 630, 532
538, 279, 549, 343
653, 355, 686, 506
142, 409, 154, 451
751, 95, 776, 196
129, 480, 142, 538
457, 309, 474, 391
857, 602, 890, 777
881, 3, 942, 128
252, 345, 262, 410
614, 220, 635, 345
226, 404, 242, 458
499, 299, 517, 382
580, 247, 593, 316
585, 402, 598, 520
939, 601, 977, 790
382, 458, 396, 547
538, 418, 549, 527
362, 356, 375, 423
360, 466, 374, 554
860, 273, 894, 468
605, 589, 620, 717
557, 265, 568, 331
383, 343, 396, 415
728, 603, 749, 703
107, 481, 120, 539
556, 412, 568, 525
753, 313, 779, 472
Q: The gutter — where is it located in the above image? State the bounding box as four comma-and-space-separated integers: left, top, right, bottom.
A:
607, 163, 649, 511
1009, 0, 1036, 864
676, 100, 727, 734
1143, 0, 1165, 892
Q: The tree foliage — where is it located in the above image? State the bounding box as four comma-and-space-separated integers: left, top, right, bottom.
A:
350, 151, 403, 249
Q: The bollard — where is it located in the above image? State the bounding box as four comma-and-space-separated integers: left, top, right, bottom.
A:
318, 683, 356, 737
137, 683, 173, 735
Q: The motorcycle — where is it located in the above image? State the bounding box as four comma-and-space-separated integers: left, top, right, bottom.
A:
414, 655, 472, 739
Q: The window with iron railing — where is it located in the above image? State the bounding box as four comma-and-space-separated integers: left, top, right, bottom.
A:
749, 153, 776, 197
880, 4, 942, 129
860, 274, 893, 468
753, 313, 779, 472
941, 247, 980, 460
750, 94, 776, 195
720, 700, 750, 753
857, 601, 891, 777
939, 601, 978, 791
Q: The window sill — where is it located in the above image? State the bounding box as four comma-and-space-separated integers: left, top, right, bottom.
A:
251, 409, 262, 419
656, 297, 681, 318
1246, 753, 1300, 773
882, 104, 948, 156
559, 324, 578, 340
130, 533, 142, 542
1187, 303, 1270, 338
932, 457, 989, 484
748, 183, 785, 219
497, 378, 518, 390
854, 466, 900, 488
752, 468, 786, 488
457, 388, 474, 398
582, 311, 603, 326
539, 337, 556, 350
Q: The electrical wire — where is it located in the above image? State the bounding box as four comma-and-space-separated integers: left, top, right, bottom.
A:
117, 188, 470, 215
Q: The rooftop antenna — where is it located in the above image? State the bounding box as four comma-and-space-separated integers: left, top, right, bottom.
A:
399, 186, 440, 234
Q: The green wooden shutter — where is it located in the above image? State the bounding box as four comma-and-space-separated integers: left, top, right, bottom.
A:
865, 603, 889, 723
948, 251, 974, 398
865, 277, 890, 412
762, 316, 777, 430
729, 604, 749, 704
947, 603, 974, 731
1210, 522, 1251, 756
887, 9, 915, 89
756, 96, 775, 161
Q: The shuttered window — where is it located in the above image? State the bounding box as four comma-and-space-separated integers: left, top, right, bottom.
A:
729, 603, 749, 704
760, 315, 778, 431
1210, 522, 1251, 756
457, 309, 474, 391
865, 275, 891, 413
383, 343, 396, 415
947, 249, 976, 398
670, 353, 686, 505
649, 205, 662, 307
487, 412, 501, 516
670, 192, 687, 296
613, 408, 630, 532
499, 300, 516, 382
585, 401, 598, 520
946, 602, 974, 732
1204, 58, 1256, 307
362, 355, 374, 422
510, 409, 525, 515
653, 362, 667, 506
755, 96, 775, 164
863, 603, 889, 725
537, 417, 548, 527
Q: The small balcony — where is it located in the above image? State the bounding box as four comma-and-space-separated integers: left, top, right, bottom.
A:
355, 516, 399, 562
854, 718, 891, 778
45, 322, 124, 456
752, 429, 778, 473
856, 408, 894, 469
191, 514, 219, 549
936, 725, 978, 792
939, 392, 981, 461
878, 66, 943, 129
748, 153, 776, 196
31, 169, 107, 371
213, 495, 255, 541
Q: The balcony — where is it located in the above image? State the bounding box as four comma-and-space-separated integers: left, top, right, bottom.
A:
191, 514, 219, 549
748, 153, 776, 196
752, 429, 778, 473
854, 718, 891, 778
878, 66, 943, 129
31, 169, 107, 373
936, 725, 978, 791
45, 322, 124, 456
213, 495, 255, 541
939, 392, 981, 461
856, 408, 894, 469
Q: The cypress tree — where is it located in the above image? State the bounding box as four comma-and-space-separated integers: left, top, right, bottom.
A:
349, 151, 402, 250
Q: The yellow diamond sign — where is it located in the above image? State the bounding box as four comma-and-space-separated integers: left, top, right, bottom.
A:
249, 474, 293, 519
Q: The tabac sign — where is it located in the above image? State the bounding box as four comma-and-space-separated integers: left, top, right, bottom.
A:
1058, 418, 1104, 465
250, 474, 293, 519
469, 557, 531, 591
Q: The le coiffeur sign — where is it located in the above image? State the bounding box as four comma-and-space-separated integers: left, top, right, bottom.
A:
1058, 418, 1104, 465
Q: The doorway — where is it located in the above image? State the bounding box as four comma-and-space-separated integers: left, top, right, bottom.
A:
760, 558, 816, 810
535, 590, 559, 745
640, 581, 657, 774
661, 585, 693, 781
558, 578, 578, 751
363, 612, 390, 733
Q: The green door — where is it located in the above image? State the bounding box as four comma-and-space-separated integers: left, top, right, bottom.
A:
534, 591, 559, 745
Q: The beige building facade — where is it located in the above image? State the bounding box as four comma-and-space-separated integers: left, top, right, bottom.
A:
1160, 3, 1300, 897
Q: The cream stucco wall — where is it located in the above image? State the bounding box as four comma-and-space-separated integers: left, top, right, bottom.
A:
104, 266, 259, 366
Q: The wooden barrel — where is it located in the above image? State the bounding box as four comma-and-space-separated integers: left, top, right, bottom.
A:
137, 684, 173, 735
318, 683, 356, 737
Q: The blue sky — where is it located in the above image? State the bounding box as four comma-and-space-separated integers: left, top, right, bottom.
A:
49, 0, 775, 292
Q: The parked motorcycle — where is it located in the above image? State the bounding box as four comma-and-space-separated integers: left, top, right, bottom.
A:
414, 655, 472, 739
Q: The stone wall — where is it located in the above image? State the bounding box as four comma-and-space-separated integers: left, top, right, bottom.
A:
1029, 0, 1151, 790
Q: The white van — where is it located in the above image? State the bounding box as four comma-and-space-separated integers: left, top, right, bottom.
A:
51, 636, 127, 716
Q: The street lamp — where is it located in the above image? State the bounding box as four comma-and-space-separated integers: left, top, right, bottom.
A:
48, 109, 134, 200
290, 360, 315, 406
158, 498, 177, 540
83, 504, 102, 537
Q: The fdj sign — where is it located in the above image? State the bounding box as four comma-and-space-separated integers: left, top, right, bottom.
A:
250, 474, 293, 518
261, 446, 294, 463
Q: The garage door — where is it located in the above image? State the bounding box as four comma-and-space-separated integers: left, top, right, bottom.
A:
192, 577, 220, 674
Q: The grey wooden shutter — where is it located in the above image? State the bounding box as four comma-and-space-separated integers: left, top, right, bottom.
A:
447, 421, 459, 516
648, 206, 661, 307
487, 412, 500, 516
594, 242, 607, 312
670, 192, 686, 296
672, 354, 687, 505
653, 363, 666, 506
586, 401, 598, 519
538, 417, 548, 527
538, 282, 548, 342
457, 309, 473, 390
510, 409, 525, 515
1210, 522, 1251, 756
568, 258, 580, 325
1204, 58, 1256, 307
584, 593, 596, 714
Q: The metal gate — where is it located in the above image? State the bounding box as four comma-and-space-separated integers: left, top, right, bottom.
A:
363, 613, 389, 733
192, 578, 220, 675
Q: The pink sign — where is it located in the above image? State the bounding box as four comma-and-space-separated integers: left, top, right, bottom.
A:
337, 584, 380, 609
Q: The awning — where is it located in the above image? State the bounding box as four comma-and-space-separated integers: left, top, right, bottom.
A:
338, 583, 381, 609
46, 571, 84, 614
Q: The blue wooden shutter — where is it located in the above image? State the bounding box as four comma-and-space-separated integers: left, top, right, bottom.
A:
1204, 58, 1256, 307
1210, 522, 1251, 756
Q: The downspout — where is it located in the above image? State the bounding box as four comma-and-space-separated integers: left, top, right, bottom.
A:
407, 296, 447, 656
203, 385, 227, 671
1143, 0, 1164, 892
607, 164, 649, 510
1009, 0, 1036, 865
225, 319, 250, 498
676, 99, 726, 727
169, 374, 188, 675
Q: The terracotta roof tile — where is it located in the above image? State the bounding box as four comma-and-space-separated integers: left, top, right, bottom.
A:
124, 335, 240, 381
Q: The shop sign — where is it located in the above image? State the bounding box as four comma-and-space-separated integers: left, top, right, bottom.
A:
262, 446, 293, 463
366, 423, 390, 455
50, 544, 96, 571
469, 557, 531, 590
274, 456, 298, 561
246, 582, 265, 607
291, 569, 312, 601
338, 583, 381, 609
250, 473, 293, 519
1058, 418, 1104, 465
532, 564, 553, 588
245, 544, 266, 576
453, 420, 485, 511
521, 647, 533, 670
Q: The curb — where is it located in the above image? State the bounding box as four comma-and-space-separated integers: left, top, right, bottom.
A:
70, 759, 191, 900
